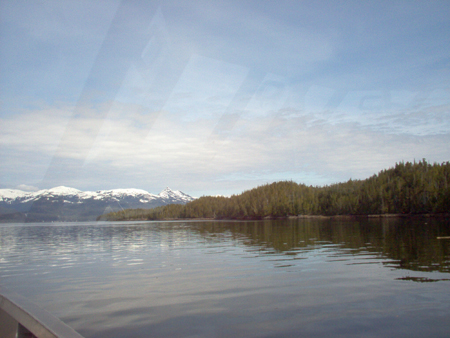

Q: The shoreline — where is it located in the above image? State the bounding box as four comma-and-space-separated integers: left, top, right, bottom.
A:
105, 213, 450, 222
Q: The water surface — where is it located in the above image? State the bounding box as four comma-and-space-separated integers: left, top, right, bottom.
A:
1, 218, 449, 337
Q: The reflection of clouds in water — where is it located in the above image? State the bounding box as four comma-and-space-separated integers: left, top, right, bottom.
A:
1, 220, 449, 336
2, 220, 449, 283
0, 223, 206, 273
0, 220, 448, 337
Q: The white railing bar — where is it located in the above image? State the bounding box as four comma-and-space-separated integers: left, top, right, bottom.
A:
0, 286, 84, 338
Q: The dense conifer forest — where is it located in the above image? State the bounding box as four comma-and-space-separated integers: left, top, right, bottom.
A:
99, 160, 450, 221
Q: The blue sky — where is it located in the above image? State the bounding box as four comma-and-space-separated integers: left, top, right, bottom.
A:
1, 0, 449, 197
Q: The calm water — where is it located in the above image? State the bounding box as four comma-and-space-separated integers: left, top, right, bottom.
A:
1, 218, 450, 337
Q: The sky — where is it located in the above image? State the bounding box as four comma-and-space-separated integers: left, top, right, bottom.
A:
1, 0, 449, 197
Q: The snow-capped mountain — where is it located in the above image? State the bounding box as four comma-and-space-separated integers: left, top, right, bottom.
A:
158, 187, 194, 203
0, 186, 195, 222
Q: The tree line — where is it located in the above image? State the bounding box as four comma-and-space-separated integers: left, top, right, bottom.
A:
99, 159, 450, 221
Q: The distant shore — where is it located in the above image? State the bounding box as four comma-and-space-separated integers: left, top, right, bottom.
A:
104, 213, 450, 222
294, 213, 450, 220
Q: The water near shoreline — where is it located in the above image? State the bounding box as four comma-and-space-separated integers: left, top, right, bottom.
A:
1, 218, 450, 337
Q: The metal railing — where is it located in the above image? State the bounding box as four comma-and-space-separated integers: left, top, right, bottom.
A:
0, 286, 84, 338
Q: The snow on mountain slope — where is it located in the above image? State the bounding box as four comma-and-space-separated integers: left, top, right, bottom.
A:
0, 186, 195, 222
93, 188, 158, 200
0, 186, 195, 204
47, 186, 83, 195
0, 189, 28, 200
159, 187, 195, 203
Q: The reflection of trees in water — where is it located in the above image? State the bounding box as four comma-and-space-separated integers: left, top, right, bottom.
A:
379, 219, 450, 273
1, 219, 449, 274
191, 218, 450, 273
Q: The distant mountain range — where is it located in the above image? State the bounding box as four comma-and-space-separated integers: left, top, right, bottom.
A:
0, 186, 195, 222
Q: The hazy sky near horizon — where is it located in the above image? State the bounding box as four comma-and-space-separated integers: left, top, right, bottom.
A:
1, 0, 449, 196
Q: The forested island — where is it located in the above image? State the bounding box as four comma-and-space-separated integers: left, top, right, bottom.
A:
98, 160, 450, 221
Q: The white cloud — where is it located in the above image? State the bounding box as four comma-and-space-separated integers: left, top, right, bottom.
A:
0, 104, 72, 153
16, 184, 39, 192
2, 96, 449, 195
1, 1, 450, 196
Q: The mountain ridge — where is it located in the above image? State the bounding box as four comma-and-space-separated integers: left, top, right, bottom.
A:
0, 186, 195, 222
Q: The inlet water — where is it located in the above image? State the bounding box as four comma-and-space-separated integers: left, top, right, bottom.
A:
1, 218, 449, 337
